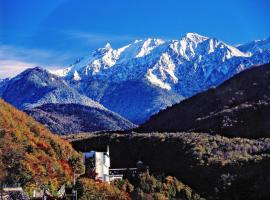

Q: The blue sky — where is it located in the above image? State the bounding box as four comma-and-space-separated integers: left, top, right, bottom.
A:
0, 0, 270, 78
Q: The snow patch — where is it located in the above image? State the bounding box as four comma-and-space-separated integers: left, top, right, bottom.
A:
73, 71, 81, 81
53, 32, 270, 93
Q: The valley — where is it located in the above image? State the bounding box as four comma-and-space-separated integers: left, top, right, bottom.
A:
1, 33, 270, 200
67, 131, 270, 200
139, 62, 270, 138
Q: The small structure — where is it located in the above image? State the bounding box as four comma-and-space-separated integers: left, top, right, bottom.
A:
2, 187, 30, 200
31, 186, 66, 200
84, 145, 110, 182
83, 145, 150, 183
109, 168, 137, 181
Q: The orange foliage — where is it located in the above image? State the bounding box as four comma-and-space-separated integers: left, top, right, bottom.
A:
0, 99, 84, 190
60, 159, 73, 177
36, 141, 50, 151
78, 178, 131, 200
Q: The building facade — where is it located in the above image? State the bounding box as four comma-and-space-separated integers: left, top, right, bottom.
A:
84, 145, 110, 182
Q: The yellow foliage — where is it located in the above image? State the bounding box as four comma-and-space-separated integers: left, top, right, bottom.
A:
0, 99, 84, 192
77, 178, 131, 200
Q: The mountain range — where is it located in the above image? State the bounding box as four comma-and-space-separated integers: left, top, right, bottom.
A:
2, 32, 270, 200
139, 62, 270, 138
0, 67, 135, 134
52, 33, 270, 123
1, 33, 270, 134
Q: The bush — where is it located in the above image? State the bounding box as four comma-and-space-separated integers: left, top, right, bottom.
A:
131, 173, 205, 200
112, 179, 134, 193
76, 178, 131, 200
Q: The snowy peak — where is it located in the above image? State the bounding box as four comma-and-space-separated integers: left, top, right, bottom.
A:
104, 42, 112, 50
204, 38, 250, 58
50, 67, 72, 77
72, 70, 81, 81
168, 34, 249, 61
11, 66, 56, 84
184, 32, 208, 43
238, 37, 270, 53
146, 53, 178, 90
225, 43, 251, 58
48, 33, 270, 123
1, 67, 106, 110
136, 38, 165, 58
53, 33, 270, 94
167, 33, 208, 58
93, 42, 113, 56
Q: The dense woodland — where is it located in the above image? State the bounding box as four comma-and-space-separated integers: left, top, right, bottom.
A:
1, 2, 270, 198
69, 132, 270, 200
139, 63, 270, 138
0, 99, 203, 200
2, 62, 270, 200
0, 99, 84, 193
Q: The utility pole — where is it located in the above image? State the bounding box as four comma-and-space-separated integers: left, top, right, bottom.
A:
72, 169, 77, 200
0, 181, 3, 200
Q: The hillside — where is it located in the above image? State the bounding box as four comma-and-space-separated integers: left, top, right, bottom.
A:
25, 103, 136, 135
52, 33, 270, 123
67, 76, 183, 124
0, 67, 103, 110
0, 67, 136, 134
68, 132, 270, 200
139, 62, 270, 138
0, 99, 84, 189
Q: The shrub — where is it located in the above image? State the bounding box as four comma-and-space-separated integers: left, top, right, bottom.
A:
76, 178, 131, 200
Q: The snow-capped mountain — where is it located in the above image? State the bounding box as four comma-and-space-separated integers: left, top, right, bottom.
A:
0, 67, 136, 132
238, 37, 270, 54
138, 62, 270, 138
52, 33, 270, 123
1, 67, 103, 109
0, 78, 10, 96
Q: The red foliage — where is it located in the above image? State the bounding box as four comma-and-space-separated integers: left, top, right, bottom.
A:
37, 141, 50, 151
60, 159, 73, 176
0, 99, 84, 189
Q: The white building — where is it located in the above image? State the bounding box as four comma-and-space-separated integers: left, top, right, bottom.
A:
84, 145, 110, 182
84, 145, 140, 183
